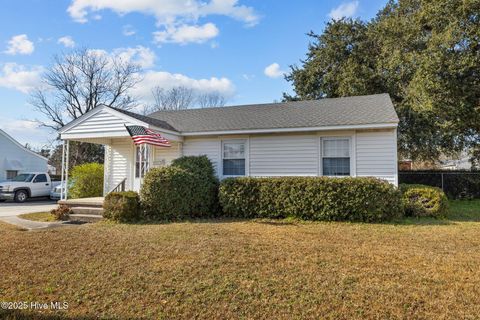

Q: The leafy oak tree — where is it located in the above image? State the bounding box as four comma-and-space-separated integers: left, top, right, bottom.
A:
285, 0, 480, 162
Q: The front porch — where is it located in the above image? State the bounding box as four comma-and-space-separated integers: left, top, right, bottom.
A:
57, 105, 183, 200
58, 197, 105, 222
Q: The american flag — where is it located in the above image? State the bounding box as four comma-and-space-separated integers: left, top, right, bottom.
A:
125, 125, 171, 147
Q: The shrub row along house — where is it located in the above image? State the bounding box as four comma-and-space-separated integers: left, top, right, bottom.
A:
58, 93, 399, 197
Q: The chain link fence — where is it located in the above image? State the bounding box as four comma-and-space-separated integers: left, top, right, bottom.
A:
399, 170, 480, 199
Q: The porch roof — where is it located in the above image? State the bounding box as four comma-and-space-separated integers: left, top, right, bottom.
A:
59, 105, 183, 144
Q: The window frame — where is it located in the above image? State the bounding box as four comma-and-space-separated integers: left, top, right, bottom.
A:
320, 136, 353, 177
221, 139, 248, 178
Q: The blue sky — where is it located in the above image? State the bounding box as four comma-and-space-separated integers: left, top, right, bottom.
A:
0, 0, 387, 148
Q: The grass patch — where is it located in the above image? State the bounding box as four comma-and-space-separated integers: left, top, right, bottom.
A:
1, 201, 480, 319
18, 212, 56, 222
447, 199, 480, 221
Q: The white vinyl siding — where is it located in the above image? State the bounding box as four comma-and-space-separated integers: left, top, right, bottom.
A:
183, 138, 221, 176
355, 129, 397, 184
103, 129, 398, 187
249, 134, 318, 176
63, 109, 138, 136
106, 139, 133, 192
153, 143, 181, 167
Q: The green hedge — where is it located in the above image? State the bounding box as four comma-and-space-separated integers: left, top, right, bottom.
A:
103, 191, 141, 222
400, 184, 448, 218
171, 155, 219, 214
140, 156, 219, 220
69, 163, 104, 199
219, 177, 403, 222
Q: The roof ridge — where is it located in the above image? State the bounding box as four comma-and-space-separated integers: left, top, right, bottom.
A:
148, 93, 390, 116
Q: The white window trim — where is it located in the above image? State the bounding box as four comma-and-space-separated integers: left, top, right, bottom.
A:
220, 139, 249, 178
319, 136, 354, 177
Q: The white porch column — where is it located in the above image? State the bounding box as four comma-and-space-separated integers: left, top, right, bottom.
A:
60, 141, 66, 200
65, 141, 70, 200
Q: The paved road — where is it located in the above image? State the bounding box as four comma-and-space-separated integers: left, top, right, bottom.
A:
0, 199, 58, 217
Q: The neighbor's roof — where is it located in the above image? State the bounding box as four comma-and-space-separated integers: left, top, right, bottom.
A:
145, 93, 398, 133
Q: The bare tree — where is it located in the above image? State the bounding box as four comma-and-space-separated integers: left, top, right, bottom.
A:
149, 86, 227, 112
151, 86, 195, 111
30, 48, 141, 130
196, 91, 226, 108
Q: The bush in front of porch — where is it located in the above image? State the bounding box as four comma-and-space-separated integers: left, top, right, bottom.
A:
140, 156, 219, 220
69, 163, 104, 199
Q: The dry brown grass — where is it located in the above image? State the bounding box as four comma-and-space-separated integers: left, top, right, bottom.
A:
1, 213, 480, 319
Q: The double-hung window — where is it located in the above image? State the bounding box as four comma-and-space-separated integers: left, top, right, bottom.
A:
322, 138, 351, 176
222, 141, 246, 176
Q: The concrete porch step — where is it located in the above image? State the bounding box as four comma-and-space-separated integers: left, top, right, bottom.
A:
68, 213, 103, 223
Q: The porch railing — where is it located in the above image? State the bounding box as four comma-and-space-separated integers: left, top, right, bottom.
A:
109, 178, 127, 194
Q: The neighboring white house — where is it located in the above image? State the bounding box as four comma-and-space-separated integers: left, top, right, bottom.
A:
0, 129, 48, 181
58, 94, 399, 196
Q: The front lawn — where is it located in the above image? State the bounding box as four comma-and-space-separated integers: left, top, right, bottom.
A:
1, 201, 480, 319
18, 212, 56, 222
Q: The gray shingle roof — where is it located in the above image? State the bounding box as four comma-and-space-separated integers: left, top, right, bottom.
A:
144, 94, 398, 133
111, 107, 178, 132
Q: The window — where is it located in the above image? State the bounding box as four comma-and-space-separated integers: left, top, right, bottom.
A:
223, 141, 246, 176
135, 145, 150, 178
6, 170, 17, 180
33, 174, 47, 183
322, 138, 351, 176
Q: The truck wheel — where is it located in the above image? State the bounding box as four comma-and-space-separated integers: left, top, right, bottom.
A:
14, 190, 28, 203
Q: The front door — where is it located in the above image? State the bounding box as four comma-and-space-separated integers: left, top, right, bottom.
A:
133, 145, 150, 192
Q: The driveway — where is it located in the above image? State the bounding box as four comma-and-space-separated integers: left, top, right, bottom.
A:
0, 199, 57, 217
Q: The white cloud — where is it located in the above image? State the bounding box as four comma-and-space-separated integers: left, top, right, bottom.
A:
132, 70, 235, 104
67, 0, 258, 44
123, 25, 136, 36
0, 63, 44, 93
328, 1, 359, 20
153, 23, 219, 45
58, 36, 76, 48
4, 34, 35, 55
67, 0, 259, 25
0, 118, 51, 148
84, 46, 156, 69
113, 46, 156, 68
264, 63, 285, 78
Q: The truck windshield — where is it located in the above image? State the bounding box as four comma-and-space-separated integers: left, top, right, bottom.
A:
11, 174, 35, 182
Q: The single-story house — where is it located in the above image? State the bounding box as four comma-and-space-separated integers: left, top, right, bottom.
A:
0, 129, 48, 181
58, 93, 399, 197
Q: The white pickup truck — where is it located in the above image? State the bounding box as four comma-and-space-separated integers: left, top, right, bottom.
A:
0, 173, 61, 203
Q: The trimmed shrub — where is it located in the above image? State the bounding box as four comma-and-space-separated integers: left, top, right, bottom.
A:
141, 166, 202, 220
50, 205, 71, 221
400, 184, 448, 218
171, 155, 220, 214
140, 156, 219, 220
219, 177, 403, 222
69, 163, 104, 199
103, 191, 141, 222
